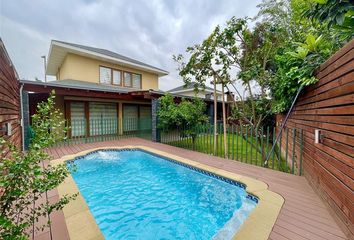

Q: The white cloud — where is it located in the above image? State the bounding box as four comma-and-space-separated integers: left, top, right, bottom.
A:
0, 0, 262, 90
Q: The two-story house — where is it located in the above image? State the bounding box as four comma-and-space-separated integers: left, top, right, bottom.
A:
21, 40, 168, 142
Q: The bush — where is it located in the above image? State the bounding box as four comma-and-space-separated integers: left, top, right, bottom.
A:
0, 91, 77, 239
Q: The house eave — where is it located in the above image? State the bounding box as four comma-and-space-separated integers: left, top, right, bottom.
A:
46, 41, 169, 77
168, 88, 222, 94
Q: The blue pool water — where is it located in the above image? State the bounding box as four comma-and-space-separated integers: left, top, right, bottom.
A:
69, 149, 257, 240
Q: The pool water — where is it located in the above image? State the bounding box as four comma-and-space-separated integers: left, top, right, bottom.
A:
69, 149, 257, 240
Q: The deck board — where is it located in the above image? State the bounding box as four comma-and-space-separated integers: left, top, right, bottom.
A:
36, 138, 348, 240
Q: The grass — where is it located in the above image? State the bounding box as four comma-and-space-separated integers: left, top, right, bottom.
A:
164, 132, 290, 172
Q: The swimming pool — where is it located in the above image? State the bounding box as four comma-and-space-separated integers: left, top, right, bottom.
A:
69, 149, 257, 240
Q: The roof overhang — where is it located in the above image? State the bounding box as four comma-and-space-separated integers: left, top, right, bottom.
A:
149, 90, 224, 103
20, 80, 154, 101
20, 79, 131, 94
19, 80, 225, 103
46, 41, 169, 77
169, 88, 222, 94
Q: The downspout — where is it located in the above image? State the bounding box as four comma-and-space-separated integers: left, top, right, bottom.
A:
19, 83, 25, 151
264, 85, 303, 166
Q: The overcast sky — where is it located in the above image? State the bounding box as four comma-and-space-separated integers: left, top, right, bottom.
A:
0, 0, 261, 91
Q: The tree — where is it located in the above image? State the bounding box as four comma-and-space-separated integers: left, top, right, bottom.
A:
174, 18, 251, 157
231, 20, 284, 129
304, 0, 354, 34
270, 33, 333, 112
0, 91, 77, 240
158, 94, 208, 149
251, 0, 351, 113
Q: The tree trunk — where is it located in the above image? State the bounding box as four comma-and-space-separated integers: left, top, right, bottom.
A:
213, 77, 217, 155
221, 83, 228, 158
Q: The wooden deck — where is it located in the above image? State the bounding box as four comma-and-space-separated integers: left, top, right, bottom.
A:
39, 138, 349, 240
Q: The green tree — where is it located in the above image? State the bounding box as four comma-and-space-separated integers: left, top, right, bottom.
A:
158, 94, 208, 149
304, 0, 354, 34
174, 18, 250, 157
255, 0, 348, 113
0, 91, 77, 240
173, 27, 223, 155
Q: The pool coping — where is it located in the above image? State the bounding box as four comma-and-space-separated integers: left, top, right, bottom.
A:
52, 145, 284, 240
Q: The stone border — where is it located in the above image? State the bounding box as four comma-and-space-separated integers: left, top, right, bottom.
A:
52, 146, 284, 240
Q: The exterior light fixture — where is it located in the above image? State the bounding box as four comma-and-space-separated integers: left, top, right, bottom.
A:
315, 129, 321, 144
0, 122, 12, 136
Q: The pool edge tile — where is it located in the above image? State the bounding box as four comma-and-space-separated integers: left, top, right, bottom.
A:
57, 175, 105, 240
54, 145, 284, 240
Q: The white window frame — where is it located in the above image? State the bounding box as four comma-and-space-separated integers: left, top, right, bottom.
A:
99, 66, 111, 84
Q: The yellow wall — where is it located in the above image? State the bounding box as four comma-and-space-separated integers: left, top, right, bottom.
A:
58, 53, 159, 90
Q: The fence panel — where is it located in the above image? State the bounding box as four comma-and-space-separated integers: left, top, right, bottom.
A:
276, 39, 354, 237
160, 124, 303, 175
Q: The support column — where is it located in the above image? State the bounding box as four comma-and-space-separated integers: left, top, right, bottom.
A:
151, 99, 160, 142
22, 91, 30, 150
208, 103, 214, 124
118, 102, 123, 135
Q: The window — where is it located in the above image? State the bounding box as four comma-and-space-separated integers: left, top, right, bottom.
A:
99, 67, 111, 84
99, 66, 141, 89
124, 72, 132, 87
113, 70, 121, 85
132, 74, 141, 89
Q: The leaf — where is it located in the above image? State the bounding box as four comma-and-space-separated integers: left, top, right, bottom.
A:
312, 0, 328, 4
336, 13, 345, 25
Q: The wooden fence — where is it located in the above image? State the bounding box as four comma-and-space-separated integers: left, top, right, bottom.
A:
0, 38, 22, 154
276, 39, 354, 238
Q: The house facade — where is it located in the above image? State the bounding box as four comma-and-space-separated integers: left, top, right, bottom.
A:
21, 40, 227, 147
21, 40, 169, 143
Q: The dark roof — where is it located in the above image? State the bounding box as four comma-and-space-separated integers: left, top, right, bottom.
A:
168, 82, 220, 92
20, 79, 138, 93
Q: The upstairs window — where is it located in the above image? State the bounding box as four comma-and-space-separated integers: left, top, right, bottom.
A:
99, 66, 141, 89
99, 66, 111, 84
113, 70, 121, 85
132, 74, 141, 89
124, 72, 132, 87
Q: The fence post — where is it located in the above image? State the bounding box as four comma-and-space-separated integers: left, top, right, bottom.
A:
299, 129, 304, 176
100, 114, 103, 141
151, 99, 161, 142
291, 128, 297, 174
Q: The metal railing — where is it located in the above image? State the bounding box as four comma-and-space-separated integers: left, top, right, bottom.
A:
44, 116, 304, 175
160, 124, 304, 175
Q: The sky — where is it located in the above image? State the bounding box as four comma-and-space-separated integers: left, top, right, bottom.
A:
0, 0, 262, 91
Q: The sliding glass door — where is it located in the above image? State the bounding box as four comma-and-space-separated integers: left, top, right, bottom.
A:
89, 102, 117, 136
